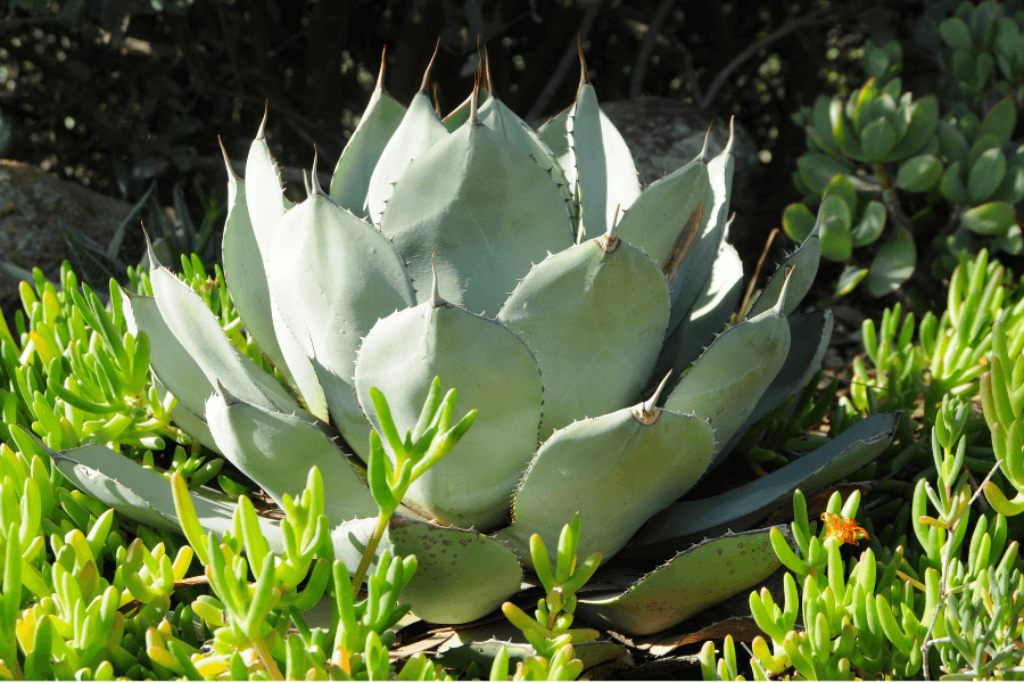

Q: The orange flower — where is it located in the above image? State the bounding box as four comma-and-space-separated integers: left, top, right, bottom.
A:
821, 512, 869, 546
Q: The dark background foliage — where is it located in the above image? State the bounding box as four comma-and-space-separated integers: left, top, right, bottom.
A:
2, 0, 934, 265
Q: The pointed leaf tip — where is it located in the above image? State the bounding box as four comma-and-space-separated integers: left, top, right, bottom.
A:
217, 136, 239, 180
142, 224, 161, 270
598, 205, 622, 252
257, 101, 268, 140
430, 253, 444, 308
483, 45, 494, 94
726, 116, 735, 155
310, 146, 324, 196
470, 74, 481, 124
377, 46, 388, 92
421, 38, 440, 93
635, 370, 672, 424
699, 123, 712, 163
577, 35, 590, 86
214, 380, 239, 406
771, 265, 795, 315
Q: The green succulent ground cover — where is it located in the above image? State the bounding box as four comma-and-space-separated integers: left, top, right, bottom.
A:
3, 2, 1024, 680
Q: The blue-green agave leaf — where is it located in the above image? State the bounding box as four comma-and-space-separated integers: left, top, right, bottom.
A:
354, 296, 543, 531
577, 528, 783, 636
498, 234, 670, 439
747, 218, 821, 318
204, 386, 377, 527
654, 237, 743, 384
665, 273, 793, 461
365, 66, 449, 223
569, 73, 641, 240
628, 413, 898, 558
381, 114, 573, 317
330, 51, 406, 217
268, 186, 415, 459
496, 389, 714, 570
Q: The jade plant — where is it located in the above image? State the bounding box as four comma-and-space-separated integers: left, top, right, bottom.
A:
47, 45, 898, 634
785, 4, 1024, 297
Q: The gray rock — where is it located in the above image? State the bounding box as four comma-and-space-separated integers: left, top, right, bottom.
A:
0, 160, 131, 312
599, 97, 762, 252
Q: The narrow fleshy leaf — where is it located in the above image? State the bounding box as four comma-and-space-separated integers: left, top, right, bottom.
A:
330, 52, 407, 217
365, 92, 448, 223
205, 388, 377, 527
380, 120, 573, 317
578, 529, 782, 636
665, 275, 793, 461
495, 402, 714, 569
267, 191, 416, 458
569, 81, 641, 239
498, 237, 670, 438
628, 413, 898, 558
354, 300, 543, 530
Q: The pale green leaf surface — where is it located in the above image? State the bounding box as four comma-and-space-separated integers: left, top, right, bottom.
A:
268, 193, 416, 459
205, 390, 377, 527
381, 122, 573, 317
577, 529, 781, 636
570, 83, 641, 238
629, 413, 898, 556
748, 220, 821, 318
354, 301, 543, 531
365, 92, 448, 223
498, 239, 670, 439
496, 405, 714, 569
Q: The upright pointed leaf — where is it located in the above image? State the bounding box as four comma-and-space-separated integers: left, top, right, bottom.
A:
380, 120, 572, 317
268, 190, 416, 458
330, 52, 407, 217
569, 80, 641, 238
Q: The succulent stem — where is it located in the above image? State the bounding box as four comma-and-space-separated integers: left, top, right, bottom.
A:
351, 513, 391, 598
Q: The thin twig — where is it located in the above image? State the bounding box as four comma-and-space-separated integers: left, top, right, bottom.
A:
628, 0, 678, 100
525, 4, 602, 121
738, 227, 778, 322
699, 9, 831, 110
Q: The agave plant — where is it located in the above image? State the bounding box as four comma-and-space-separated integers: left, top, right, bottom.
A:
49, 46, 896, 636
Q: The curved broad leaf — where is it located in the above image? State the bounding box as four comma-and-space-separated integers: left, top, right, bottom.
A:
385, 518, 523, 624
354, 298, 543, 531
43, 438, 280, 547
495, 400, 714, 570
654, 241, 743, 383
330, 53, 406, 217
267, 190, 416, 459
366, 91, 448, 223
717, 310, 834, 458
747, 219, 821, 318
569, 80, 641, 239
628, 413, 898, 558
498, 236, 670, 439
147, 265, 305, 418
205, 387, 377, 527
865, 226, 916, 297
536, 107, 576, 208
220, 152, 328, 420
665, 275, 793, 462
577, 528, 782, 636
381, 119, 572, 317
